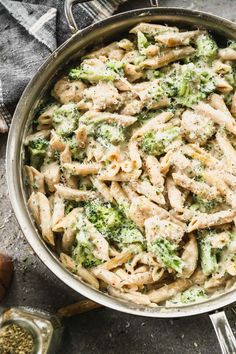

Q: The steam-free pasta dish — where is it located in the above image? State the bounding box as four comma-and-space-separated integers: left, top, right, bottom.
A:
24, 22, 236, 307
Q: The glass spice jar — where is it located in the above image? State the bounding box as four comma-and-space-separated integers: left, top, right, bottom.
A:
0, 307, 63, 354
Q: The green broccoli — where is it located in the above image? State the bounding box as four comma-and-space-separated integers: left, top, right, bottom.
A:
199, 235, 218, 276
65, 135, 86, 161
174, 63, 216, 107
181, 287, 207, 304
85, 200, 143, 244
119, 222, 144, 244
106, 60, 124, 76
146, 63, 215, 108
140, 127, 180, 156
149, 237, 183, 273
137, 31, 149, 54
69, 62, 118, 82
192, 195, 217, 213
195, 34, 218, 63
224, 66, 236, 89
72, 225, 102, 268
28, 138, 49, 169
52, 103, 80, 137
96, 124, 126, 145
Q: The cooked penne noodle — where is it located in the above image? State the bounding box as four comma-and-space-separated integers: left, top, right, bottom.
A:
216, 133, 236, 173
219, 47, 236, 61
92, 268, 121, 288
101, 250, 134, 271
195, 102, 236, 135
129, 196, 169, 229
90, 177, 114, 203
130, 180, 166, 205
155, 30, 199, 47
108, 286, 152, 305
210, 93, 231, 115
181, 234, 198, 278
28, 192, 40, 226
41, 161, 61, 192
140, 47, 195, 69
188, 209, 236, 232
55, 184, 97, 201
128, 140, 142, 169
148, 279, 192, 303
25, 165, 45, 194
132, 112, 173, 139
145, 155, 164, 190
50, 130, 66, 151
82, 111, 137, 127
110, 181, 129, 205
166, 176, 184, 212
51, 192, 65, 228
63, 162, 100, 176
75, 125, 88, 148
98, 169, 141, 182
231, 91, 236, 117
172, 172, 219, 201
60, 253, 100, 289
37, 192, 55, 246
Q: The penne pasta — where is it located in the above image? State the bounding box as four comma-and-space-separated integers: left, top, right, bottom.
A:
172, 172, 219, 201
55, 184, 97, 202
140, 47, 195, 69
188, 209, 236, 232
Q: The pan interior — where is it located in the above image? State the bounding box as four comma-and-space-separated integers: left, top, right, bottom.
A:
7, 8, 236, 317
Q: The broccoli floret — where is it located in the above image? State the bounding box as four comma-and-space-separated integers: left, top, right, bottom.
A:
149, 237, 183, 273
85, 200, 143, 244
85, 201, 121, 237
137, 31, 149, 54
224, 66, 236, 89
119, 222, 144, 244
65, 135, 87, 161
69, 62, 118, 82
192, 195, 217, 213
181, 287, 207, 304
106, 60, 124, 76
195, 34, 218, 63
28, 138, 49, 169
146, 63, 215, 108
72, 226, 102, 268
52, 103, 80, 137
96, 124, 126, 145
140, 127, 180, 156
174, 63, 215, 107
199, 235, 218, 276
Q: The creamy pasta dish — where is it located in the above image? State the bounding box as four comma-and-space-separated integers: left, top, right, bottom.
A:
24, 22, 236, 307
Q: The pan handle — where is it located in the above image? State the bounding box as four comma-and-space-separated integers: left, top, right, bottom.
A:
210, 311, 236, 354
64, 0, 159, 34
64, 0, 91, 34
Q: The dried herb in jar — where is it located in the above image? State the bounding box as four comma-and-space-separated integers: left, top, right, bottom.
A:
0, 323, 34, 354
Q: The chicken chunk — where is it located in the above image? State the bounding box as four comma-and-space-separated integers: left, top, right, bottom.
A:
52, 77, 86, 104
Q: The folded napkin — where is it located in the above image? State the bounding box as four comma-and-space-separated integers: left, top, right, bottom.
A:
0, 0, 154, 133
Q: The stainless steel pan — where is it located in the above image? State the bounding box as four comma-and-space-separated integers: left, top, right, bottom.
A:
6, 1, 236, 352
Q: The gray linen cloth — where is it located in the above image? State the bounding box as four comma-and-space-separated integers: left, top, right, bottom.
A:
0, 0, 155, 133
